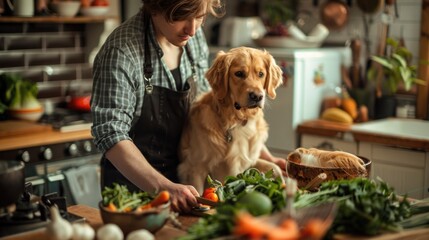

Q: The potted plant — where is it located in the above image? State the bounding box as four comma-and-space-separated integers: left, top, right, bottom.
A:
260, 0, 297, 36
367, 37, 426, 118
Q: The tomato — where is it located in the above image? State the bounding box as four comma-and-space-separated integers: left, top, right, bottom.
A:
91, 0, 109, 6
68, 95, 91, 112
203, 192, 219, 202
203, 187, 216, 197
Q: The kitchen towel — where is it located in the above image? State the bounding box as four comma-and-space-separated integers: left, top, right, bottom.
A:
63, 164, 101, 208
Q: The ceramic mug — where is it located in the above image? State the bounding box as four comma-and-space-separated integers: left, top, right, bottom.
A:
6, 0, 34, 17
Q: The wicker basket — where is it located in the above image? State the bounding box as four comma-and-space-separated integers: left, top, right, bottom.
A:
286, 156, 372, 190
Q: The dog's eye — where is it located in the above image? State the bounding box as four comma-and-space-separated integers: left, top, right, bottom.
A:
258, 72, 264, 78
235, 71, 245, 78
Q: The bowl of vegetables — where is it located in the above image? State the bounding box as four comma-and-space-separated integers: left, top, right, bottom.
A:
99, 183, 171, 235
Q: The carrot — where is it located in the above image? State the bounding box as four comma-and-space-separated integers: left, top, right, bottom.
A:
150, 190, 170, 207
233, 212, 272, 239
106, 202, 117, 211
134, 203, 152, 212
123, 206, 133, 212
266, 219, 299, 240
300, 218, 326, 239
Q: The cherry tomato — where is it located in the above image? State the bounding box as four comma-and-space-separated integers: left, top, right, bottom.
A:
204, 192, 219, 202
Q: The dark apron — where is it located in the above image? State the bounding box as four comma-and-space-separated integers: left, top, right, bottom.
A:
100, 13, 197, 193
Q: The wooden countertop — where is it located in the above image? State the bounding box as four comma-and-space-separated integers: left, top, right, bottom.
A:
297, 119, 429, 151
3, 205, 429, 240
0, 120, 92, 151
297, 119, 352, 137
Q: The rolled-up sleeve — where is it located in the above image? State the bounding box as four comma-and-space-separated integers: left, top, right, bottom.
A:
91, 46, 140, 153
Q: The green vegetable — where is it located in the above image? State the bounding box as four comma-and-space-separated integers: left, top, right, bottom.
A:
0, 73, 41, 113
294, 177, 411, 236
178, 168, 286, 240
182, 173, 429, 239
236, 191, 273, 216
399, 198, 429, 229
101, 183, 153, 212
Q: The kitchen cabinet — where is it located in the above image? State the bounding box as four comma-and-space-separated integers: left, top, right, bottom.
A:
297, 119, 429, 200
358, 142, 429, 199
301, 134, 358, 154
297, 119, 357, 153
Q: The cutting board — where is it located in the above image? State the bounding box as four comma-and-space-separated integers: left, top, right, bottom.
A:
0, 120, 52, 138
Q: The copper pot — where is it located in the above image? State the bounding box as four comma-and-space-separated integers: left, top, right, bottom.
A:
320, 0, 349, 31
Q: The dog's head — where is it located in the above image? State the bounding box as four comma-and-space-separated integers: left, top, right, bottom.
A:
206, 47, 283, 110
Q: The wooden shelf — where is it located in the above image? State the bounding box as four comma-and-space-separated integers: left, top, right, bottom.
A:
0, 16, 116, 23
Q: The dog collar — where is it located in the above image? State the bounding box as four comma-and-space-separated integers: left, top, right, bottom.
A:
225, 120, 248, 143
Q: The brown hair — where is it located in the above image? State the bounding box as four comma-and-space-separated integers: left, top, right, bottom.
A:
142, 0, 225, 22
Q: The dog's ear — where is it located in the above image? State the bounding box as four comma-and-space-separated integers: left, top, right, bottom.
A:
205, 51, 231, 100
263, 52, 283, 99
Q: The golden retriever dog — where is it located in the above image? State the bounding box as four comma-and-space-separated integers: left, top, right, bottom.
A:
287, 147, 365, 171
178, 47, 284, 194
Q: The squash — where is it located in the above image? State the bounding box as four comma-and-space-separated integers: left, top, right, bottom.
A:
341, 97, 358, 120
321, 107, 353, 124
340, 88, 358, 120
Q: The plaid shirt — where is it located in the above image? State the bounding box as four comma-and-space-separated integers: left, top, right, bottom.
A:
91, 10, 211, 153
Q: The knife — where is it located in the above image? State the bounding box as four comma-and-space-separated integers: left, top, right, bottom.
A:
196, 196, 218, 207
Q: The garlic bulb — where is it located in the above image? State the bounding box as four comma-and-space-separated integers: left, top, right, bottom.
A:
126, 229, 154, 240
45, 206, 73, 240
96, 223, 124, 240
71, 223, 95, 240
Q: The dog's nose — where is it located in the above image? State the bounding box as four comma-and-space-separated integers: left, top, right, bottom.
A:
249, 92, 263, 102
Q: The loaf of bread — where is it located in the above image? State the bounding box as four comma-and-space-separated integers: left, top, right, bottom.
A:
287, 147, 365, 172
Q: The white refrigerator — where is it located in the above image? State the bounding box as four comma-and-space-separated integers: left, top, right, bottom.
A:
263, 47, 351, 153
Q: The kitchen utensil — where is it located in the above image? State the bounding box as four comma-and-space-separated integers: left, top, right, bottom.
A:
80, 5, 109, 16
50, 1, 81, 17
320, 0, 349, 31
350, 38, 364, 88
0, 160, 25, 208
375, 0, 396, 97
196, 196, 218, 207
356, 0, 383, 14
218, 16, 266, 47
304, 173, 327, 190
6, 0, 34, 17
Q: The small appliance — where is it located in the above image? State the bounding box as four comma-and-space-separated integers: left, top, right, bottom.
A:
218, 16, 266, 47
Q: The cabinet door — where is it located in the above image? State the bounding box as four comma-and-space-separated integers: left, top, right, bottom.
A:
359, 142, 427, 199
301, 134, 357, 154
